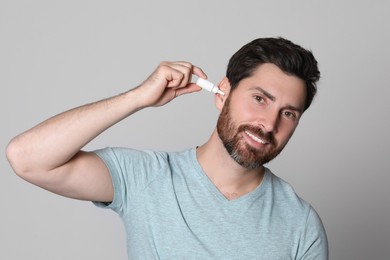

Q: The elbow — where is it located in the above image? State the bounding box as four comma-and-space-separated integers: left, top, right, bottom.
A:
6, 138, 32, 179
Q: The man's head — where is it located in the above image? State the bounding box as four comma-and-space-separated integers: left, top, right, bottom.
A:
226, 37, 320, 111
216, 37, 320, 169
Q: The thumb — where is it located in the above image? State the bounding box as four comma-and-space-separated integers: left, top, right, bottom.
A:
174, 83, 202, 97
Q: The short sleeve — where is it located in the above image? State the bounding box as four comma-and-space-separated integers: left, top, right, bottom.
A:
298, 207, 329, 260
92, 147, 166, 216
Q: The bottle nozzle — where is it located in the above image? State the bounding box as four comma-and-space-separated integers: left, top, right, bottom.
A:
196, 78, 225, 96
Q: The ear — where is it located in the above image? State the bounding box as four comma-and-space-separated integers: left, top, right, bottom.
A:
215, 77, 231, 111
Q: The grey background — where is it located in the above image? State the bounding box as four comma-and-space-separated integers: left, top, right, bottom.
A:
1, 1, 389, 259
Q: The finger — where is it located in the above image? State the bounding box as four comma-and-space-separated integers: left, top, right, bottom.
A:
155, 62, 186, 88
192, 65, 208, 80
168, 62, 194, 88
174, 62, 208, 83
165, 69, 185, 88
161, 61, 208, 89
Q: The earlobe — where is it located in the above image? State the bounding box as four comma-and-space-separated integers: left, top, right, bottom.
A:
214, 77, 231, 111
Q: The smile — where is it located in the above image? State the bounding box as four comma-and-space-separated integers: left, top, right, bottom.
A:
244, 130, 268, 144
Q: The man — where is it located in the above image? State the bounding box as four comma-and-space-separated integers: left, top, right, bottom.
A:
7, 37, 328, 259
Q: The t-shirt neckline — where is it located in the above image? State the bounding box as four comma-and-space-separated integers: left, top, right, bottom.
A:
188, 147, 269, 205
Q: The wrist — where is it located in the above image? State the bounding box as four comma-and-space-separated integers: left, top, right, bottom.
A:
120, 86, 151, 112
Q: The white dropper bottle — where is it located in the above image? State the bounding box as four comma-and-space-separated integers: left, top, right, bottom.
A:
196, 78, 225, 96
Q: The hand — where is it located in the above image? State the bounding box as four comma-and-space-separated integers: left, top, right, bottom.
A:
134, 61, 207, 107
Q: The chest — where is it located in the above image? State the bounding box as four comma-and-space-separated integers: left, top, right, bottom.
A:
122, 181, 302, 259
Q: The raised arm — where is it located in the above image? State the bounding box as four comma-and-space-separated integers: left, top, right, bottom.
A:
6, 61, 206, 202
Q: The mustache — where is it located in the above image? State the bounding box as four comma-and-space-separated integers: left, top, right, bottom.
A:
238, 124, 276, 145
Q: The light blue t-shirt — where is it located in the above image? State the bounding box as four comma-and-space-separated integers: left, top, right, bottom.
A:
94, 147, 328, 260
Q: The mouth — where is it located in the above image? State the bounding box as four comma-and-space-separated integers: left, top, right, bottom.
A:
244, 130, 269, 145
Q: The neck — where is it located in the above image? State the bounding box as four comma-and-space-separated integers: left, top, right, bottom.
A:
196, 129, 265, 200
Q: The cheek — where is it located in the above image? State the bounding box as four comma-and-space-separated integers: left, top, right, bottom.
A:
229, 100, 258, 123
277, 122, 298, 142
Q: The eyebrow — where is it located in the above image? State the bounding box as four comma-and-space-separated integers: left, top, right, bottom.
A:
251, 86, 304, 113
251, 86, 276, 101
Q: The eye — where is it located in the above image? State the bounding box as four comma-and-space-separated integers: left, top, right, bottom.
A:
283, 111, 297, 120
254, 95, 265, 103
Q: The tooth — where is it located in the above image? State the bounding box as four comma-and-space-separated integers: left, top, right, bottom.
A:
245, 131, 266, 144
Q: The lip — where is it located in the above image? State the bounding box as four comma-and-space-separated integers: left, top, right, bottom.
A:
244, 130, 269, 145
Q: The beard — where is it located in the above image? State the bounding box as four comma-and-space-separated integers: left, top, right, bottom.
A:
216, 96, 284, 169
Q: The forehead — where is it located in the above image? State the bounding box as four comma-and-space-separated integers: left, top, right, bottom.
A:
235, 63, 306, 109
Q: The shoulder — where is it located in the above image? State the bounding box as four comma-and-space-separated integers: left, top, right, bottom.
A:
265, 169, 320, 221
266, 170, 308, 205
94, 147, 170, 169
94, 147, 196, 173
95, 146, 168, 160
265, 169, 328, 257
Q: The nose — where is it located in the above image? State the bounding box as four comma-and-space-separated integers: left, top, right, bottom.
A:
260, 109, 279, 133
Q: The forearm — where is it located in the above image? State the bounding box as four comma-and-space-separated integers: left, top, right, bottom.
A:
7, 61, 206, 184
6, 89, 144, 175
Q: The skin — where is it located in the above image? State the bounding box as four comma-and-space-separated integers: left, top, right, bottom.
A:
6, 62, 306, 202
6, 61, 206, 202
197, 63, 307, 200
